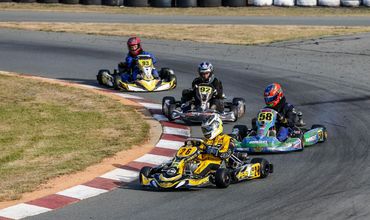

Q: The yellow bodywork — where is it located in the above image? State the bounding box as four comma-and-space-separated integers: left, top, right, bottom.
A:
119, 78, 176, 92
235, 163, 261, 180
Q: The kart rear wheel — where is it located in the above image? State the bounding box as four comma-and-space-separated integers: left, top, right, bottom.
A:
139, 166, 152, 185
215, 168, 231, 188
162, 96, 176, 120
311, 124, 327, 143
160, 68, 175, 81
250, 158, 272, 178
232, 98, 246, 119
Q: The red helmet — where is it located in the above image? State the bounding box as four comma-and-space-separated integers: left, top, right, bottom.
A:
127, 36, 142, 56
264, 83, 284, 108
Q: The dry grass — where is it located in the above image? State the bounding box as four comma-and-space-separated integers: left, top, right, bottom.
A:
0, 73, 149, 201
0, 3, 370, 17
1, 22, 370, 45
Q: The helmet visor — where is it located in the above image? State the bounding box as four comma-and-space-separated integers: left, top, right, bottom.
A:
264, 94, 278, 103
201, 121, 219, 137
129, 45, 139, 51
200, 71, 211, 79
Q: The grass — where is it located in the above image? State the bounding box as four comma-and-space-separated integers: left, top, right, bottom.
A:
1, 22, 370, 45
0, 3, 370, 17
0, 73, 149, 201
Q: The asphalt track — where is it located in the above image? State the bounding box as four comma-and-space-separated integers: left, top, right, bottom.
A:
0, 10, 370, 26
1, 29, 370, 219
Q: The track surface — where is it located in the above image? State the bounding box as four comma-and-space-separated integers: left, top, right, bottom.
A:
1, 29, 370, 219
0, 11, 370, 26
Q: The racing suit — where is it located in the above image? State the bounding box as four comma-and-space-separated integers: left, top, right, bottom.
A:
193, 134, 234, 176
181, 77, 224, 112
118, 51, 159, 82
266, 97, 297, 142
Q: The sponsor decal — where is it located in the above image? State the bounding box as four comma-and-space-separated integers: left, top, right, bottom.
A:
249, 140, 268, 144
305, 136, 317, 143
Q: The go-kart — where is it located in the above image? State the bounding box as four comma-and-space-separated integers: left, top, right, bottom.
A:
139, 138, 273, 189
232, 108, 328, 153
162, 83, 246, 123
97, 54, 176, 92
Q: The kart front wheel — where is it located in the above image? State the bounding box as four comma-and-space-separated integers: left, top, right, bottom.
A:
311, 124, 327, 143
215, 168, 231, 188
250, 158, 273, 178
139, 166, 152, 185
162, 96, 176, 120
97, 69, 111, 86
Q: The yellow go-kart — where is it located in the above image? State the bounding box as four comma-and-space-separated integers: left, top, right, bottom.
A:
139, 138, 273, 189
97, 55, 176, 92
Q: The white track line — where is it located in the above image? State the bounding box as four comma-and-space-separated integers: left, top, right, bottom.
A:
56, 185, 108, 200
138, 102, 162, 110
114, 93, 144, 100
100, 168, 139, 182
156, 139, 184, 150
163, 126, 191, 137
0, 203, 51, 220
134, 154, 172, 165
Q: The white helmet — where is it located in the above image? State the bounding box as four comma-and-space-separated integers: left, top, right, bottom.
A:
201, 114, 223, 140
198, 62, 214, 83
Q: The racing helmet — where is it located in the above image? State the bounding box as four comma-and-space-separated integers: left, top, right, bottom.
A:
127, 36, 142, 56
264, 83, 284, 108
198, 62, 214, 83
201, 114, 223, 140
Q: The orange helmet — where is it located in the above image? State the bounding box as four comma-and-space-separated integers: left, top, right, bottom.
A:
127, 36, 142, 56
264, 83, 284, 108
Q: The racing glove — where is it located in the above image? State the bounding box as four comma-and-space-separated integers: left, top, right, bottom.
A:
206, 146, 220, 157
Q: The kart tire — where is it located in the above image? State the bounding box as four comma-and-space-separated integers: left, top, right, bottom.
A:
215, 168, 231, 188
176, 0, 197, 7
231, 125, 248, 141
222, 0, 247, 6
103, 0, 123, 5
97, 69, 110, 86
198, 0, 222, 6
311, 124, 327, 143
60, 0, 79, 4
125, 0, 149, 6
160, 68, 175, 82
150, 0, 175, 7
162, 96, 176, 120
37, 0, 59, 3
15, 0, 36, 2
250, 158, 271, 178
80, 0, 102, 4
232, 97, 246, 119
139, 166, 152, 185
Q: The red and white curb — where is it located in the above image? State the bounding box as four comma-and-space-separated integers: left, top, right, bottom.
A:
0, 75, 190, 220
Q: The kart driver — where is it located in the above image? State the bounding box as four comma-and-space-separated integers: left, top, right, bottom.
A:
181, 62, 224, 112
264, 83, 297, 142
194, 114, 234, 176
118, 36, 160, 82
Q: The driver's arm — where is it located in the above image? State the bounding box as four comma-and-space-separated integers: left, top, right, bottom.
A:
125, 56, 134, 69
213, 79, 224, 99
286, 107, 297, 127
